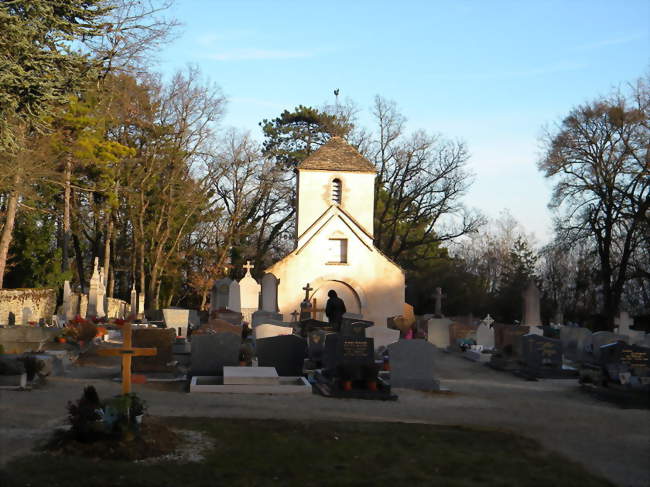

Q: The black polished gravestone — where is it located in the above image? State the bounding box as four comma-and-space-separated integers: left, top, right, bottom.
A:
256, 334, 308, 376
190, 332, 241, 376
314, 335, 396, 400
517, 334, 573, 379
306, 329, 328, 368
340, 320, 373, 338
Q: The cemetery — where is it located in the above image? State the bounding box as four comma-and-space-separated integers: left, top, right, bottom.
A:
1, 2, 649, 486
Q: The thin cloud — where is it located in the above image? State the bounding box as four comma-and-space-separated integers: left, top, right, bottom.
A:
574, 34, 645, 51
205, 48, 312, 61
429, 62, 587, 81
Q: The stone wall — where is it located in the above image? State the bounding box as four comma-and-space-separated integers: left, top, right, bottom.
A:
0, 289, 57, 325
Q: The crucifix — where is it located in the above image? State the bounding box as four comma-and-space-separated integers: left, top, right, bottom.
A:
300, 283, 314, 320
433, 287, 446, 317
97, 322, 157, 394
311, 298, 325, 320
290, 310, 300, 322
302, 283, 313, 302
243, 260, 254, 274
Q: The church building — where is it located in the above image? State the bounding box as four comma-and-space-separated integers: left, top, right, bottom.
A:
265, 136, 405, 326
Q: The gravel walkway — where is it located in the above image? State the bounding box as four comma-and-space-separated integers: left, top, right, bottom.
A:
1, 349, 648, 487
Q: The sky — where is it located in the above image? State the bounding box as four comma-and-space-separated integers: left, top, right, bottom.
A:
156, 0, 649, 245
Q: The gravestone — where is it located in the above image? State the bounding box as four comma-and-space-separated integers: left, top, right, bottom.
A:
162, 308, 190, 338
388, 340, 439, 390
307, 329, 328, 364
600, 342, 650, 389
137, 293, 145, 320
476, 322, 495, 350
298, 318, 332, 337
591, 331, 629, 362
341, 317, 373, 331
130, 283, 137, 317
261, 273, 280, 312
132, 328, 176, 373
62, 280, 73, 320
188, 310, 201, 330
575, 328, 594, 361
256, 334, 307, 376
190, 332, 241, 376
211, 277, 232, 312
254, 323, 294, 340
211, 309, 243, 326
522, 281, 542, 327
494, 324, 530, 355
426, 317, 452, 349
519, 334, 563, 376
365, 326, 399, 351
228, 280, 241, 313
201, 316, 242, 336
340, 321, 371, 338
321, 335, 376, 387
251, 310, 283, 327
614, 311, 645, 345
239, 261, 260, 323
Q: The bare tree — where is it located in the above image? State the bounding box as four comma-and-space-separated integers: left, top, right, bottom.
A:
539, 76, 649, 328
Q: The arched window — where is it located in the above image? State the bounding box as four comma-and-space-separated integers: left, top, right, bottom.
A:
332, 178, 342, 204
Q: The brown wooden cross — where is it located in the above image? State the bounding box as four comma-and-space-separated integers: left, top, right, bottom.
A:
97, 322, 157, 394
311, 298, 325, 320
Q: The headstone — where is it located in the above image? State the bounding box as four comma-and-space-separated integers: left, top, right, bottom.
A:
494, 324, 530, 356
307, 329, 328, 363
211, 277, 232, 312
600, 342, 650, 389
365, 326, 400, 351
86, 258, 101, 318
519, 334, 563, 375
261, 273, 280, 313
323, 336, 375, 383
475, 322, 495, 350
388, 340, 439, 390
162, 308, 190, 338
522, 282, 541, 327
426, 317, 452, 348
210, 309, 243, 326
254, 323, 293, 340
201, 316, 242, 336
132, 328, 176, 373
188, 310, 201, 330
591, 331, 629, 361
137, 293, 145, 320
190, 333, 241, 376
251, 310, 283, 327
228, 280, 241, 313
62, 280, 73, 320
256, 334, 307, 376
239, 261, 261, 310
341, 321, 371, 338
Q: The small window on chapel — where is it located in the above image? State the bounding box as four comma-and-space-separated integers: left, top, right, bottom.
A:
332, 178, 342, 204
327, 238, 348, 264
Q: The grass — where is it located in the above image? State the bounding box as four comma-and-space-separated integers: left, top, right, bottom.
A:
0, 417, 614, 487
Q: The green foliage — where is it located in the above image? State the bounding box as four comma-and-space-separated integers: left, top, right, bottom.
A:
260, 105, 351, 168
5, 209, 71, 288
0, 0, 111, 151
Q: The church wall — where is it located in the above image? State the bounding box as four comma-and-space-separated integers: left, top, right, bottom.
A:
297, 170, 375, 238
269, 216, 404, 327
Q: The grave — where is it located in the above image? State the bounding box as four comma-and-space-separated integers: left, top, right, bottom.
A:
254, 323, 294, 340
340, 320, 371, 338
256, 334, 307, 376
210, 309, 243, 326
314, 335, 396, 400
190, 333, 241, 376
388, 340, 440, 390
591, 331, 629, 362
426, 317, 452, 349
0, 326, 62, 354
448, 322, 477, 351
190, 365, 311, 394
517, 334, 574, 379
162, 308, 190, 338
132, 328, 176, 373
298, 318, 332, 337
306, 329, 328, 368
251, 310, 284, 328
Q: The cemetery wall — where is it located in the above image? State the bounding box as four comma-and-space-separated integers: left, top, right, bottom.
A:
0, 289, 56, 325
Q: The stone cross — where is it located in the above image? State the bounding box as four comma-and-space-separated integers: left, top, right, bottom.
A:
243, 261, 254, 274
97, 322, 157, 394
614, 311, 633, 334
433, 287, 446, 317
290, 310, 300, 322
482, 314, 495, 328
302, 283, 313, 302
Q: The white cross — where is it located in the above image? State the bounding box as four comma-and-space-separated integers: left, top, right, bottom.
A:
482, 314, 495, 328
243, 260, 254, 273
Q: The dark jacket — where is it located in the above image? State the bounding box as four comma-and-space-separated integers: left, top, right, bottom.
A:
325, 296, 346, 325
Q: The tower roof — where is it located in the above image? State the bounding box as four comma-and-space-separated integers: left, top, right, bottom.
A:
297, 136, 376, 173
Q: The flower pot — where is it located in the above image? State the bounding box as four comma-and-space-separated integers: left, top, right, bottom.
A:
343, 380, 352, 391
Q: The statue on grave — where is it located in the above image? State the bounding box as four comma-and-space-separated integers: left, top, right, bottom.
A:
325, 290, 346, 332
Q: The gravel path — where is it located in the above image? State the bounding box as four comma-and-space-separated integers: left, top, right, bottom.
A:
1, 349, 648, 487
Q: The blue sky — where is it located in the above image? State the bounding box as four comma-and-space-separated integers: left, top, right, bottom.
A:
157, 0, 649, 244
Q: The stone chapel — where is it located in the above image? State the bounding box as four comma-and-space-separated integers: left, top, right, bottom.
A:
264, 136, 405, 326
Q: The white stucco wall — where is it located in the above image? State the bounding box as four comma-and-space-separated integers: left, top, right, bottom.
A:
296, 170, 375, 239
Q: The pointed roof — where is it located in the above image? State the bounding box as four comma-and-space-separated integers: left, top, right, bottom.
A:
297, 136, 376, 173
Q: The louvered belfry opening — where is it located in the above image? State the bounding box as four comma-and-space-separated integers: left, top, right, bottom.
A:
332, 178, 342, 204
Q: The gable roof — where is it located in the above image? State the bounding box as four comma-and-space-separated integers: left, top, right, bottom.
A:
297, 136, 376, 173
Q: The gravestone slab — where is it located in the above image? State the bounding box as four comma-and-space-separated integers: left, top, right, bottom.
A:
475, 323, 495, 349
256, 334, 307, 376
307, 329, 328, 363
132, 327, 176, 373
223, 366, 279, 385
200, 317, 242, 336
210, 309, 243, 326
519, 334, 563, 375
340, 321, 371, 338
254, 323, 294, 340
494, 324, 530, 355
228, 280, 241, 313
388, 340, 439, 390
190, 332, 241, 376
211, 277, 232, 312
426, 318, 452, 349
261, 273, 280, 312
365, 326, 400, 351
251, 310, 284, 327
162, 308, 190, 337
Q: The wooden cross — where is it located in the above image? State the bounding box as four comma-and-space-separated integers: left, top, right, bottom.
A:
243, 260, 254, 274
302, 283, 313, 302
311, 298, 325, 320
97, 322, 157, 394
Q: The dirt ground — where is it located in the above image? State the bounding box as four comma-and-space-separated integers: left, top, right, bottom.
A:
1, 349, 648, 487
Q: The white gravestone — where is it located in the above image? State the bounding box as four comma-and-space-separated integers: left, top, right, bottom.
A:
86, 257, 105, 318
163, 308, 190, 337
130, 283, 137, 317
365, 325, 399, 351
475, 318, 495, 350
427, 317, 452, 349
239, 261, 261, 309
614, 311, 644, 344
261, 273, 280, 313
254, 323, 293, 340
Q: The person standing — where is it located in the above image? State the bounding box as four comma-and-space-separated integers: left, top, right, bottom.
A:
325, 290, 346, 331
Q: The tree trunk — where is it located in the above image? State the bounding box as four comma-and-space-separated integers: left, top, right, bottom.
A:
103, 213, 113, 294
0, 174, 21, 288
62, 155, 72, 273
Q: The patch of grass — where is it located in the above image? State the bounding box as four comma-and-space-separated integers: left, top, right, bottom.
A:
0, 418, 614, 487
